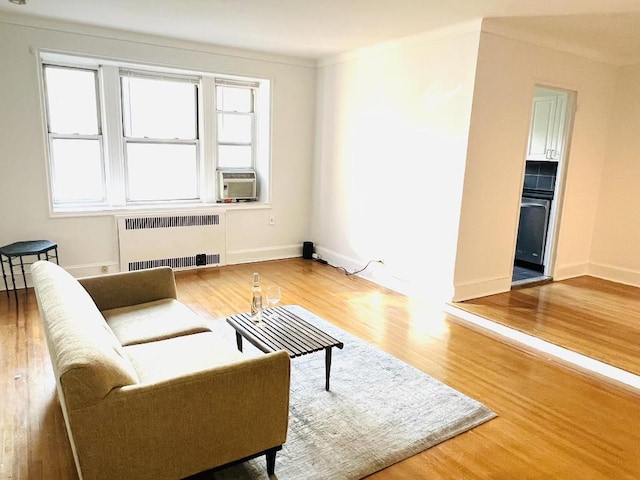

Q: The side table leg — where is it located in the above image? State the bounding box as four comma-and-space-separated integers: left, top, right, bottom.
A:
8, 257, 18, 304
19, 255, 27, 294
235, 331, 244, 352
0, 255, 8, 299
325, 346, 333, 391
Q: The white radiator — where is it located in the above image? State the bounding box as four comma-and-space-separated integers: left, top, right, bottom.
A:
116, 212, 226, 272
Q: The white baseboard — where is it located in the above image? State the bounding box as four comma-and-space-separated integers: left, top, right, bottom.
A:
65, 262, 120, 278
311, 246, 452, 304
0, 261, 120, 290
552, 262, 589, 281
0, 245, 303, 291
452, 275, 512, 302
11, 250, 639, 299
225, 244, 302, 265
587, 262, 640, 288
552, 261, 640, 289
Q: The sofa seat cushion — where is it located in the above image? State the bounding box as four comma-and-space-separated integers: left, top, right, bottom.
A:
124, 331, 249, 384
103, 299, 211, 346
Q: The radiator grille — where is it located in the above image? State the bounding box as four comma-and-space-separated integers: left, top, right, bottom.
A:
129, 254, 220, 271
117, 211, 226, 272
124, 214, 220, 230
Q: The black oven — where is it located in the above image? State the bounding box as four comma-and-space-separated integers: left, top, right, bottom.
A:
515, 188, 553, 269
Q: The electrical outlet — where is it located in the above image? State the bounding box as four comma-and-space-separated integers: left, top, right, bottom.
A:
269, 215, 275, 225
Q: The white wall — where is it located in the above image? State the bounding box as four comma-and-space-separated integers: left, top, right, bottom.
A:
0, 15, 316, 283
590, 63, 640, 285
453, 27, 618, 301
313, 23, 481, 303
4, 13, 634, 301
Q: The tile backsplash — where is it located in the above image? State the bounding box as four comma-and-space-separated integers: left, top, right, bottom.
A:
524, 161, 558, 191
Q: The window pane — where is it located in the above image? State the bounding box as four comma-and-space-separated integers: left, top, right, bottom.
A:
126, 143, 198, 201
216, 86, 253, 113
217, 113, 252, 143
50, 138, 104, 203
44, 66, 99, 135
218, 145, 252, 168
122, 76, 197, 139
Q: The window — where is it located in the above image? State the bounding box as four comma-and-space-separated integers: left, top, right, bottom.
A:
40, 53, 270, 212
43, 65, 106, 204
216, 80, 257, 169
121, 72, 199, 201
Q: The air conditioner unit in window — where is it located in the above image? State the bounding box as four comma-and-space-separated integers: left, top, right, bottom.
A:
217, 170, 257, 202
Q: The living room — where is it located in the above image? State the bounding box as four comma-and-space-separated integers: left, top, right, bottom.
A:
2, 1, 640, 479
2, 6, 640, 304
3, 3, 640, 302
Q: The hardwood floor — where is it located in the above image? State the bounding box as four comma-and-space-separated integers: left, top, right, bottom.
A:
452, 276, 640, 377
2, 258, 639, 479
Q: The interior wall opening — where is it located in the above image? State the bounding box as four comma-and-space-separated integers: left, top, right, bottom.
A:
512, 85, 575, 287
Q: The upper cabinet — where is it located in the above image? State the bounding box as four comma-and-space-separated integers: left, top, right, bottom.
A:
526, 94, 567, 162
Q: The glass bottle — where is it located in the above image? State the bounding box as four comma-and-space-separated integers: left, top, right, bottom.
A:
251, 272, 263, 323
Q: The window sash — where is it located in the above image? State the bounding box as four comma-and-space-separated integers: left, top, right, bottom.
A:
119, 70, 202, 203
215, 82, 256, 169
43, 64, 107, 206
43, 64, 102, 136
120, 72, 199, 141
217, 112, 254, 145
48, 135, 107, 205
124, 140, 200, 202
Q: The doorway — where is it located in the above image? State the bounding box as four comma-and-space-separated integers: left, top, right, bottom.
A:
512, 85, 575, 286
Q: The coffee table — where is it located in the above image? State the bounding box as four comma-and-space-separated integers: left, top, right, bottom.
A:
226, 306, 344, 391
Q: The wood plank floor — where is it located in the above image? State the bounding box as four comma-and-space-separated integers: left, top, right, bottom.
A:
452, 276, 640, 376
2, 258, 639, 479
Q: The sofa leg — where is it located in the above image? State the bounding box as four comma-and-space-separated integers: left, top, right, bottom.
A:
266, 446, 280, 475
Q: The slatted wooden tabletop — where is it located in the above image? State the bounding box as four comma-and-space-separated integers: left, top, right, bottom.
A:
226, 306, 343, 357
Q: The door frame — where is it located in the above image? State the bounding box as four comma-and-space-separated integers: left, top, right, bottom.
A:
513, 84, 577, 284
543, 86, 576, 279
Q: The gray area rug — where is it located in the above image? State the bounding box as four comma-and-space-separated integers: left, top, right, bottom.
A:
209, 305, 496, 479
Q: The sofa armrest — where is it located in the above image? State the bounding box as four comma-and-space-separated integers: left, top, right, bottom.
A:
79, 267, 177, 311
66, 350, 291, 480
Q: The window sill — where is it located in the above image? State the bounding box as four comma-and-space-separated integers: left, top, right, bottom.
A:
50, 201, 270, 218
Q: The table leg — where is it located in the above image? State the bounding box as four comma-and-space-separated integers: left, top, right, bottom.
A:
325, 346, 333, 391
8, 257, 18, 304
0, 255, 8, 298
235, 331, 244, 352
19, 255, 27, 291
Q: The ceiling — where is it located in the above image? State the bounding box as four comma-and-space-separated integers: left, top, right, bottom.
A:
2, 0, 640, 63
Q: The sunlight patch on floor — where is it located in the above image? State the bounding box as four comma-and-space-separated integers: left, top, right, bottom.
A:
442, 304, 640, 392
410, 311, 450, 340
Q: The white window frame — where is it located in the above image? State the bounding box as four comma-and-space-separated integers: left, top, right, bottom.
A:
38, 51, 271, 214
120, 69, 201, 203
215, 78, 258, 171
42, 64, 108, 205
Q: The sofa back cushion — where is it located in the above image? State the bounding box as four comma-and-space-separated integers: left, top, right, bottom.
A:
32, 261, 139, 409
79, 266, 177, 311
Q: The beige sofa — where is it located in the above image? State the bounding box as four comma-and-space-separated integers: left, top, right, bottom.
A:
31, 260, 290, 480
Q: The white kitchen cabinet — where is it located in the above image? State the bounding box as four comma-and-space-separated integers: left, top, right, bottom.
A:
526, 95, 567, 161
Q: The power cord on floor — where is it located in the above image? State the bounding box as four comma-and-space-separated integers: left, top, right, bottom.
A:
312, 254, 384, 276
